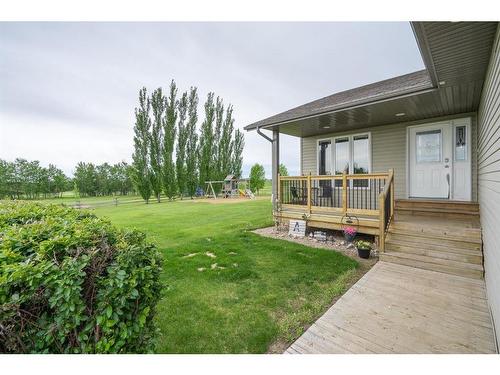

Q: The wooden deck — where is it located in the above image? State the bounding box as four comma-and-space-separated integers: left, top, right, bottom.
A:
286, 262, 497, 354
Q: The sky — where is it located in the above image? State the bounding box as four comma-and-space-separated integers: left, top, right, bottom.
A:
0, 22, 424, 177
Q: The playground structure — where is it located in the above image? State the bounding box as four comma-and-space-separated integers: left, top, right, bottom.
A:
204, 175, 255, 200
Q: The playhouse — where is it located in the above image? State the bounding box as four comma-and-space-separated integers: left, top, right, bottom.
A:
204, 175, 255, 199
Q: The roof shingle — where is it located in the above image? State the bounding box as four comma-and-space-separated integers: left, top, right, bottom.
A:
244, 69, 433, 130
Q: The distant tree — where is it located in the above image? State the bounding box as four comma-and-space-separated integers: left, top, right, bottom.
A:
249, 163, 265, 195
132, 87, 152, 203
232, 129, 244, 178
279, 164, 289, 177
185, 87, 199, 198
162, 80, 178, 200
109, 161, 134, 196
198, 92, 215, 187
74, 162, 98, 197
0, 159, 14, 199
50, 164, 68, 197
176, 91, 189, 198
150, 88, 166, 202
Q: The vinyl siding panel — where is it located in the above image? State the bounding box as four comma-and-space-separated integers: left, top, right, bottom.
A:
478, 24, 500, 350
301, 114, 478, 200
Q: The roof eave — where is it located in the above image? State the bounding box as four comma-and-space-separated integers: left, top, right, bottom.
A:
410, 22, 439, 87
244, 82, 435, 131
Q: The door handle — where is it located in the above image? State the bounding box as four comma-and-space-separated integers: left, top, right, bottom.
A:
444, 165, 450, 168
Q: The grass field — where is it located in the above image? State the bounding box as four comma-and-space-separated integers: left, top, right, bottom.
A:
87, 197, 358, 353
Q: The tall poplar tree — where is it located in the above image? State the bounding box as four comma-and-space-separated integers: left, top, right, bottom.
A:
198, 92, 215, 187
150, 88, 165, 202
162, 80, 178, 200
132, 87, 152, 203
185, 87, 199, 198
213, 96, 224, 180
232, 129, 244, 179
176, 91, 188, 198
219, 104, 234, 178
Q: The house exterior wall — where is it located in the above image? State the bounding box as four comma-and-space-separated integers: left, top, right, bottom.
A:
478, 24, 500, 349
300, 113, 478, 201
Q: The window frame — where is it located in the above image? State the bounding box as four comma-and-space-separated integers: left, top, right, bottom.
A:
316, 138, 333, 176
316, 132, 372, 188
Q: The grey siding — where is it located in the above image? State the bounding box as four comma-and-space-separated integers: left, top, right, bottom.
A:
478, 25, 500, 349
301, 114, 478, 200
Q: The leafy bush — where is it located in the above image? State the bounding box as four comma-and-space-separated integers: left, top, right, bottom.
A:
0, 201, 163, 353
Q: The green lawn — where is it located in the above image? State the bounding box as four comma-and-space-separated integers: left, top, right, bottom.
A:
92, 198, 359, 353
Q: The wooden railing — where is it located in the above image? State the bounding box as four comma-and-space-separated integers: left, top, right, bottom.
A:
278, 170, 395, 250
378, 169, 394, 251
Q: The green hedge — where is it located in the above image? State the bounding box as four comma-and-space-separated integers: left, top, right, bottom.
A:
0, 202, 163, 353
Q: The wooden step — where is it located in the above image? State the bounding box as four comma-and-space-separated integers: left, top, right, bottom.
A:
379, 252, 484, 280
389, 224, 482, 244
385, 232, 481, 252
395, 200, 479, 219
384, 239, 483, 264
395, 199, 479, 212
395, 208, 479, 218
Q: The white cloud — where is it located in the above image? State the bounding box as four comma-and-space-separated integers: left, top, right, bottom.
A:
0, 22, 423, 178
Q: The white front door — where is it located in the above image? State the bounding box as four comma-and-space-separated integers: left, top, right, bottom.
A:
409, 122, 453, 199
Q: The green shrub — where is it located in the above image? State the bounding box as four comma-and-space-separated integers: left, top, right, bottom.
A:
0, 201, 163, 353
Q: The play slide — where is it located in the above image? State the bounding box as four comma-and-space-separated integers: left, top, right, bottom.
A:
238, 189, 255, 199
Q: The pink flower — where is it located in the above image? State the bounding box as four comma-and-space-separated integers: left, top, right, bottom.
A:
343, 226, 357, 236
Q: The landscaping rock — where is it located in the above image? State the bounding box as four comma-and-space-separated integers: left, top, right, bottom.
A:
252, 226, 378, 265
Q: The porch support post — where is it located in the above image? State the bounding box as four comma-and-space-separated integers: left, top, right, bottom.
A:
272, 128, 280, 211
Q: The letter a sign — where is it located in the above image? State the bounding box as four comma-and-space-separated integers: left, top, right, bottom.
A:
288, 220, 306, 237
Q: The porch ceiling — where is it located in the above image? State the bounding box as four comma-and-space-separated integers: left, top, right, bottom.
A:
245, 22, 498, 138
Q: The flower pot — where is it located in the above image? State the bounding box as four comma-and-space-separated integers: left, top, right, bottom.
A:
357, 247, 371, 259
344, 233, 356, 243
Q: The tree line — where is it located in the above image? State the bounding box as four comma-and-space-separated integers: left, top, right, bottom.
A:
73, 161, 134, 197
132, 81, 245, 203
0, 158, 70, 199
0, 158, 136, 200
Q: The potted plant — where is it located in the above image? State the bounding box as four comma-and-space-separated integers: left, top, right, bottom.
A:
355, 240, 372, 259
342, 226, 357, 243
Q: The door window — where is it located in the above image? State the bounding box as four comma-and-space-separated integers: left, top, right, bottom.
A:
416, 130, 441, 163
455, 126, 467, 161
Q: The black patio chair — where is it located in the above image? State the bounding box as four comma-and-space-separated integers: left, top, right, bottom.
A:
290, 186, 300, 204
319, 185, 334, 207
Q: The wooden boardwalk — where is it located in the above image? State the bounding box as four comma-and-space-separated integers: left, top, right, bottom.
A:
286, 262, 497, 354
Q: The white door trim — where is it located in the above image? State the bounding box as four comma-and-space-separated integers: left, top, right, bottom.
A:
405, 117, 472, 201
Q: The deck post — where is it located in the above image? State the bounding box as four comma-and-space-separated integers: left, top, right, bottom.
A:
389, 168, 394, 218
342, 172, 347, 214
272, 128, 280, 212
379, 194, 385, 252
307, 173, 312, 214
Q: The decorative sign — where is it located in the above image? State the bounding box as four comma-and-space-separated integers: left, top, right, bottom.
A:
289, 220, 306, 237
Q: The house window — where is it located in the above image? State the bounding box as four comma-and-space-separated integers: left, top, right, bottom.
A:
352, 134, 370, 187
334, 137, 350, 187
335, 137, 350, 175
317, 133, 371, 187
318, 140, 331, 175
455, 126, 467, 161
